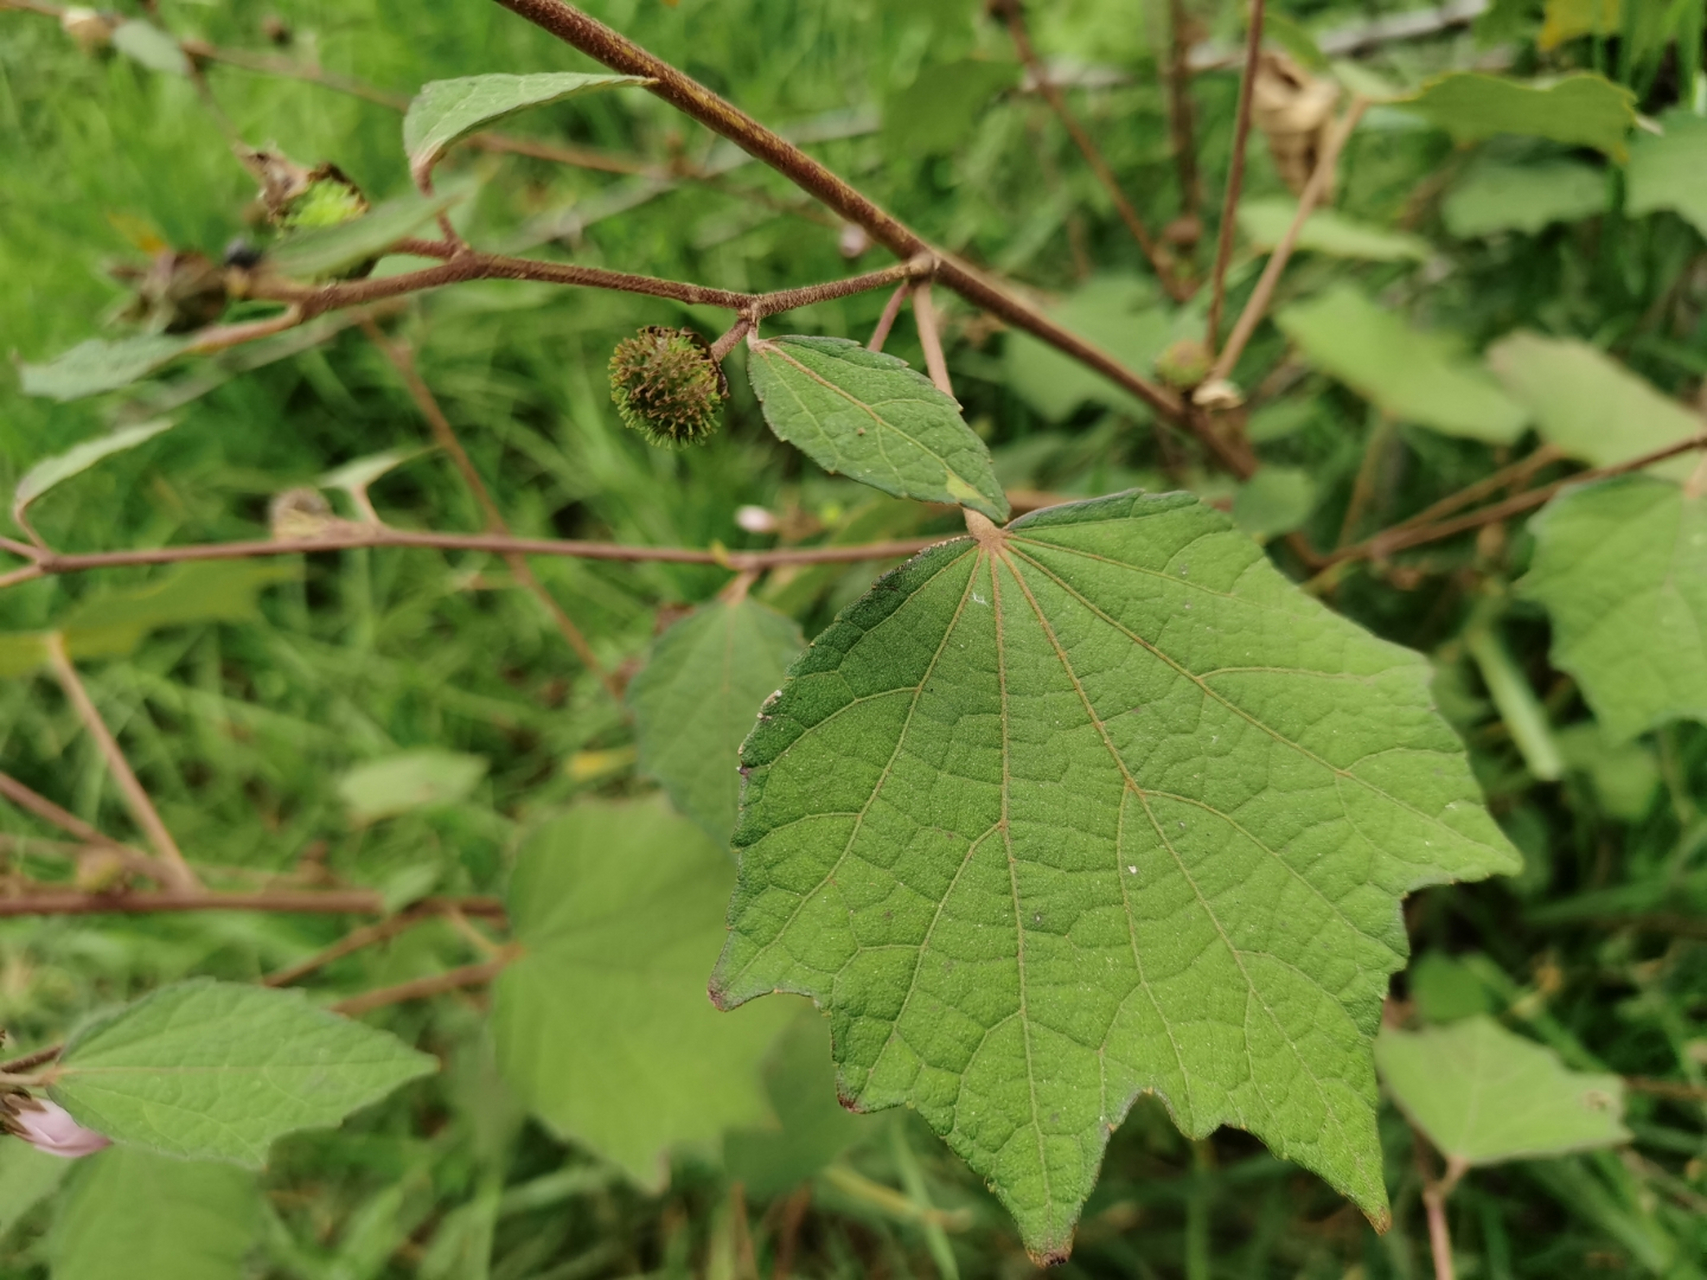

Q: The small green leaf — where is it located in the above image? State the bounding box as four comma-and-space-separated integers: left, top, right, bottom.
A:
628, 597, 805, 840
404, 73, 652, 182
1238, 199, 1429, 262
746, 335, 1008, 521
319, 446, 432, 496
1232, 466, 1317, 541
1441, 160, 1606, 238
1395, 72, 1636, 160
268, 189, 465, 280
1626, 110, 1707, 239
1519, 476, 1707, 743
491, 798, 796, 1189
59, 561, 298, 663
337, 749, 489, 824
1375, 1017, 1628, 1165
881, 59, 1019, 157
51, 1148, 259, 1280
712, 491, 1518, 1259
48, 979, 436, 1166
18, 334, 195, 402
1554, 723, 1661, 821
110, 20, 191, 76
1407, 953, 1494, 1025
1486, 332, 1700, 478
1277, 286, 1529, 443
724, 1009, 873, 1198
12, 419, 176, 530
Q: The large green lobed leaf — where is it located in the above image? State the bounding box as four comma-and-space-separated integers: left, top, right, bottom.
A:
492, 798, 797, 1188
746, 335, 1009, 522
711, 492, 1517, 1260
48, 980, 436, 1166
1520, 476, 1707, 742
629, 597, 805, 840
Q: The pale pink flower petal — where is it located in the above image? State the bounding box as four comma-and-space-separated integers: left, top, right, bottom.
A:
11, 1101, 110, 1158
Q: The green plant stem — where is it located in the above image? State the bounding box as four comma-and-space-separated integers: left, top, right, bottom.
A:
1185, 1138, 1214, 1280
1205, 0, 1264, 351
1466, 620, 1564, 783
483, 0, 1224, 465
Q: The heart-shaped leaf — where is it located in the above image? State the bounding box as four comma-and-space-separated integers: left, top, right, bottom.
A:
746, 335, 1009, 522
404, 73, 652, 183
711, 491, 1518, 1260
47, 979, 436, 1166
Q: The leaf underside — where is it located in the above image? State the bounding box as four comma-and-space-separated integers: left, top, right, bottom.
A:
711, 491, 1518, 1260
746, 336, 1009, 522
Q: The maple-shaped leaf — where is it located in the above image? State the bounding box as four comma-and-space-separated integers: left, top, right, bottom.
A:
710, 491, 1518, 1261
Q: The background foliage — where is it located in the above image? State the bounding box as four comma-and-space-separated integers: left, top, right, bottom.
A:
2, 0, 1707, 1276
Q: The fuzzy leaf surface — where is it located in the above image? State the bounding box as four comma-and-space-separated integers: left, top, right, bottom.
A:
48, 979, 436, 1165
711, 491, 1518, 1260
51, 1148, 258, 1280
629, 598, 805, 839
404, 73, 651, 181
1519, 476, 1707, 742
18, 334, 194, 402
1375, 1017, 1628, 1165
492, 798, 796, 1189
746, 336, 1008, 522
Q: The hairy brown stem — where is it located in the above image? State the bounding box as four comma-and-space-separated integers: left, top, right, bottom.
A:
263, 909, 445, 988
363, 322, 624, 702
45, 635, 200, 894
1206, 96, 1368, 387
1384, 445, 1564, 536
0, 889, 504, 919
330, 955, 513, 1016
1205, 0, 1264, 352
485, 0, 1202, 450
995, 0, 1182, 296
867, 283, 909, 353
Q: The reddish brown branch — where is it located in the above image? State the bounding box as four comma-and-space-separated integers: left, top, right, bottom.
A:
994, 0, 1182, 296
0, 770, 166, 881
1205, 0, 1264, 352
1167, 0, 1203, 222
264, 909, 445, 988
486, 0, 1198, 448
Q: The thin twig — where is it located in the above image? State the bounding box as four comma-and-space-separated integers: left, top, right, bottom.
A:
0, 769, 166, 881
1, 529, 947, 587
44, 634, 200, 894
1414, 1130, 1467, 1280
994, 0, 1182, 295
0, 888, 504, 918
867, 283, 909, 353
262, 909, 444, 988
1383, 445, 1564, 536
1329, 432, 1707, 566
330, 955, 513, 1016
911, 284, 954, 397
1206, 95, 1368, 387
1625, 1076, 1707, 1102
1205, 0, 1264, 351
487, 0, 1203, 452
1337, 413, 1394, 549
363, 323, 624, 702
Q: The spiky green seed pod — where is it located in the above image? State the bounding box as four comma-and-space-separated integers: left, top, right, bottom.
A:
1155, 337, 1213, 390
608, 327, 728, 447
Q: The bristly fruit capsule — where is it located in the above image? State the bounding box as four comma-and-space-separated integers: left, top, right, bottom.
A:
608, 327, 728, 447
